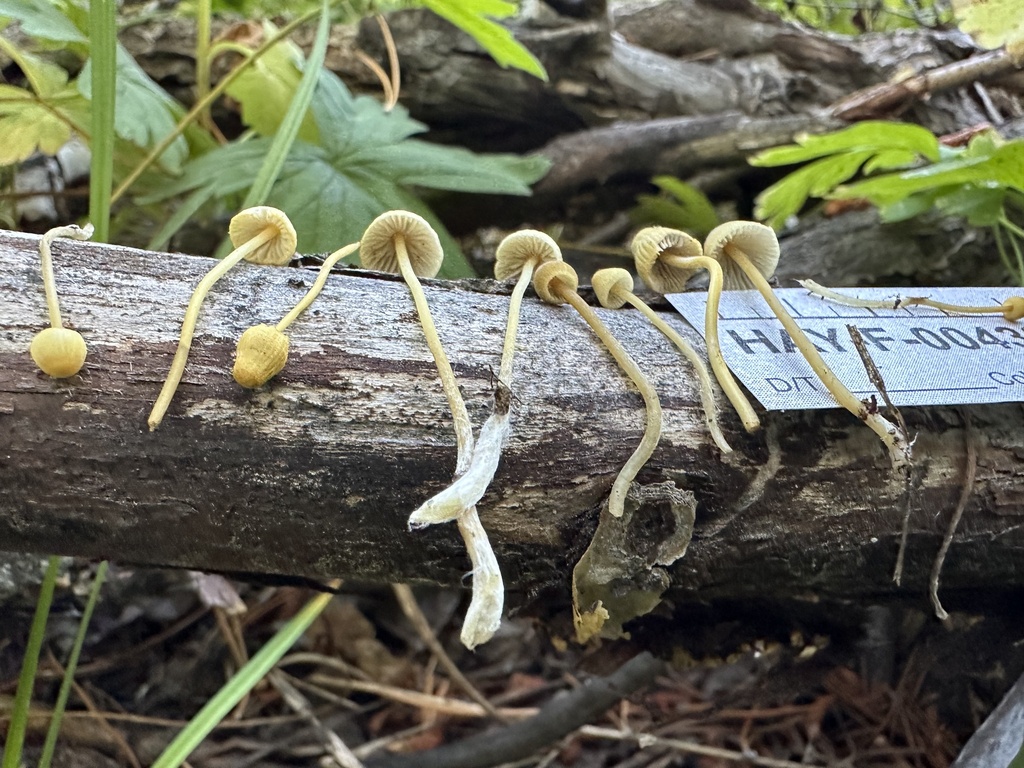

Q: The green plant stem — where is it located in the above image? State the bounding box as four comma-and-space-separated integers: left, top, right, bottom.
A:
998, 216, 1024, 285
37, 561, 109, 768
111, 2, 337, 205
151, 583, 339, 768
88, 0, 116, 242
195, 0, 213, 132
3, 557, 61, 768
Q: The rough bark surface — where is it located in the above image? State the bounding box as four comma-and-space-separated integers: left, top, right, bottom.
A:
2, 231, 1023, 609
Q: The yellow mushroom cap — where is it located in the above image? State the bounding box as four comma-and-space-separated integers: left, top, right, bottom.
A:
30, 327, 87, 378
494, 230, 562, 281
631, 226, 703, 294
360, 210, 444, 278
591, 268, 634, 309
228, 206, 297, 266
233, 324, 289, 389
1002, 296, 1024, 321
533, 261, 579, 305
704, 221, 780, 290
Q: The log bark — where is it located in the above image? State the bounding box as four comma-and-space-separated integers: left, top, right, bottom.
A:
2, 231, 1023, 610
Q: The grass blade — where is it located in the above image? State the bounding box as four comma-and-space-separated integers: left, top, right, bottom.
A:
88, 0, 117, 242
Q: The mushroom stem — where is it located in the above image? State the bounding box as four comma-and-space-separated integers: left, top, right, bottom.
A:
729, 246, 911, 471
616, 290, 731, 454
458, 509, 503, 650
39, 224, 94, 329
393, 233, 474, 459
662, 253, 760, 434
276, 242, 360, 332
148, 224, 277, 431
799, 279, 1023, 321
499, 258, 535, 385
558, 287, 662, 519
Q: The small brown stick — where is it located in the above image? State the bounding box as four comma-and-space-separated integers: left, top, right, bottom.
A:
269, 670, 366, 768
929, 412, 977, 620
846, 325, 916, 585
391, 584, 504, 721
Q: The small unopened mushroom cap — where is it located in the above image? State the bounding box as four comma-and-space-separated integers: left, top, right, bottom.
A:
631, 227, 703, 294
361, 210, 443, 278
592, 268, 634, 309
30, 327, 87, 378
228, 206, 297, 266
233, 324, 289, 389
533, 261, 579, 305
494, 230, 562, 281
704, 221, 780, 290
1002, 296, 1024, 321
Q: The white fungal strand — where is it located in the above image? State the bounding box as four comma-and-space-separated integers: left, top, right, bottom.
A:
458, 511, 504, 650
408, 386, 512, 529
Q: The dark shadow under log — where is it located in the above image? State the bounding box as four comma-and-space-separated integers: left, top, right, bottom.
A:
1, 230, 1023, 611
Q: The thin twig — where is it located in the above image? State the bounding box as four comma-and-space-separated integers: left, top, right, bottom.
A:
391, 584, 504, 721
269, 670, 365, 768
578, 725, 825, 768
929, 411, 977, 620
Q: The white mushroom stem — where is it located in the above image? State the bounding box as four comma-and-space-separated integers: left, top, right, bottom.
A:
277, 242, 360, 332
799, 279, 1024, 320
393, 233, 503, 648
148, 224, 279, 431
39, 224, 94, 329
499, 259, 535, 384
729, 247, 912, 472
662, 254, 760, 433
408, 386, 511, 527
616, 292, 731, 454
559, 288, 662, 519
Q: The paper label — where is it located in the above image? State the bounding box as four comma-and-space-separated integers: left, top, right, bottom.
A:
667, 287, 1024, 410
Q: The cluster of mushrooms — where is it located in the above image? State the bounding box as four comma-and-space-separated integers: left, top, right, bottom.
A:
30, 207, 1024, 647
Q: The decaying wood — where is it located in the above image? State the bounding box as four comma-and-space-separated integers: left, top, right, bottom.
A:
2, 231, 1023, 611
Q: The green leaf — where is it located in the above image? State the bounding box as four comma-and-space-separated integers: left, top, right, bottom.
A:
0, 38, 68, 96
750, 121, 940, 167
142, 70, 547, 277
935, 185, 1007, 227
953, 0, 1024, 51
222, 28, 319, 142
755, 150, 873, 229
419, 0, 547, 81
0, 0, 86, 43
630, 175, 719, 238
79, 47, 189, 173
0, 84, 75, 164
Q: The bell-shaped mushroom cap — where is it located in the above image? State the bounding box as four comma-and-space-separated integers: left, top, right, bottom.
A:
704, 221, 780, 290
30, 327, 87, 378
494, 230, 562, 281
533, 260, 579, 305
361, 210, 443, 278
592, 268, 634, 309
631, 226, 703, 295
228, 206, 297, 266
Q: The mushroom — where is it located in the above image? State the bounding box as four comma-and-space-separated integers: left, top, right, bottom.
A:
591, 267, 731, 454
232, 241, 360, 388
798, 279, 1024, 322
29, 223, 94, 378
361, 209, 500, 650
148, 206, 297, 430
632, 226, 761, 434
408, 230, 561, 527
532, 260, 662, 518
705, 221, 912, 472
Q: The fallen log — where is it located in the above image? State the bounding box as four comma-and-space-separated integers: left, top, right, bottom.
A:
1, 230, 1022, 612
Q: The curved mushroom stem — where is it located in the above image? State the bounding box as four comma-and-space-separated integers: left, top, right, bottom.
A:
614, 289, 731, 454
393, 233, 503, 648
662, 254, 760, 433
148, 224, 277, 431
558, 287, 662, 518
800, 279, 1024, 321
730, 247, 912, 472
499, 259, 535, 385
276, 242, 360, 332
39, 224, 94, 329
393, 233, 474, 457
